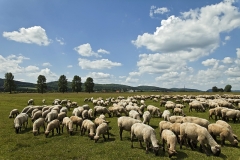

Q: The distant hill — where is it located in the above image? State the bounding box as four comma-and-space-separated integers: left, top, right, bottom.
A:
0, 78, 203, 92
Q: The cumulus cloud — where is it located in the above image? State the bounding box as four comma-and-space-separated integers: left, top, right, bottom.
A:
222, 57, 233, 64
97, 49, 110, 54
42, 62, 52, 67
225, 67, 240, 77
86, 72, 111, 79
78, 58, 122, 69
225, 36, 231, 41
56, 37, 65, 45
236, 48, 240, 59
74, 43, 110, 57
27, 68, 58, 82
150, 6, 170, 18
25, 65, 39, 72
202, 58, 219, 66
126, 77, 139, 83
2, 26, 50, 46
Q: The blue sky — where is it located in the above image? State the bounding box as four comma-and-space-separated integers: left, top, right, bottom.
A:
1, 0, 240, 91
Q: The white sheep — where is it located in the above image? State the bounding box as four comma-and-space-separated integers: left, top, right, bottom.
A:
42, 109, 51, 118
32, 117, 45, 136
27, 99, 34, 105
117, 116, 142, 140
70, 116, 83, 131
81, 119, 96, 139
159, 121, 172, 135
169, 115, 184, 123
31, 110, 42, 122
62, 117, 74, 135
179, 122, 221, 156
170, 122, 182, 144
45, 110, 58, 123
88, 109, 94, 119
82, 110, 89, 120
129, 110, 141, 120
45, 119, 61, 137
161, 129, 178, 158
173, 108, 185, 116
216, 120, 238, 140
208, 123, 238, 147
42, 99, 46, 104
131, 123, 160, 156
94, 106, 111, 117
182, 116, 210, 128
147, 105, 161, 117
60, 106, 68, 114
94, 122, 109, 143
189, 101, 205, 112
14, 113, 28, 133
162, 110, 171, 121
57, 112, 67, 123
9, 109, 19, 118
142, 111, 151, 125
94, 116, 109, 127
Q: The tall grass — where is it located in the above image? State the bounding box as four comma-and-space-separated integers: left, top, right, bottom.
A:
1, 92, 240, 160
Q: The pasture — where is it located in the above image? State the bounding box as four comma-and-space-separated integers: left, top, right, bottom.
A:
1, 92, 240, 160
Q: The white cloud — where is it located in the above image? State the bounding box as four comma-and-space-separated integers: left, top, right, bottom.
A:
126, 77, 139, 83
222, 57, 233, 64
202, 58, 219, 66
56, 37, 65, 45
78, 58, 122, 69
42, 62, 52, 67
97, 49, 110, 54
225, 67, 240, 77
155, 72, 180, 81
74, 43, 99, 57
25, 65, 39, 72
86, 72, 111, 79
225, 36, 231, 41
119, 76, 126, 79
129, 72, 141, 77
67, 65, 73, 68
236, 48, 240, 59
150, 6, 170, 18
3, 26, 50, 46
27, 68, 58, 82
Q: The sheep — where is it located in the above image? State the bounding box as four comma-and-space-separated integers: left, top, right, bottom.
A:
42, 109, 51, 118
117, 116, 142, 140
173, 108, 185, 116
72, 107, 81, 117
208, 108, 216, 120
189, 101, 205, 112
175, 104, 185, 109
31, 110, 42, 122
14, 113, 28, 133
42, 99, 46, 104
142, 111, 151, 125
94, 116, 109, 127
45, 119, 61, 137
9, 109, 19, 118
161, 129, 178, 158
31, 108, 40, 118
179, 122, 221, 156
81, 110, 89, 120
182, 116, 210, 129
57, 112, 67, 123
94, 122, 109, 143
62, 117, 73, 135
45, 110, 58, 123
93, 106, 111, 117
221, 108, 240, 123
109, 105, 128, 117
130, 123, 160, 156
170, 122, 182, 144
169, 115, 184, 123
208, 123, 238, 147
129, 110, 141, 120
147, 105, 161, 117
159, 121, 172, 135
60, 106, 68, 114
32, 117, 45, 136
81, 119, 96, 139
88, 109, 94, 119
216, 120, 237, 140
165, 103, 176, 112
28, 99, 34, 105
162, 110, 171, 121
70, 116, 83, 131
21, 106, 32, 113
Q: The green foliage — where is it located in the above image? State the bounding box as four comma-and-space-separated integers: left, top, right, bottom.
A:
37, 75, 47, 94
58, 75, 68, 93
224, 84, 232, 92
3, 72, 16, 93
212, 86, 223, 92
71, 75, 82, 93
84, 77, 94, 93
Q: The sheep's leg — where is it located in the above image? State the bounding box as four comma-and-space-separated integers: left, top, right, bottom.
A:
200, 144, 210, 156
145, 141, 149, 154
188, 138, 194, 150
119, 127, 123, 140
131, 133, 134, 148
162, 138, 165, 151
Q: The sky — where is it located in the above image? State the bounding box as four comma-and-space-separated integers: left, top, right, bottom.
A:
1, 0, 240, 91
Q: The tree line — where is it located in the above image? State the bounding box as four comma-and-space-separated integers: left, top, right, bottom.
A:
3, 72, 94, 94
212, 85, 232, 92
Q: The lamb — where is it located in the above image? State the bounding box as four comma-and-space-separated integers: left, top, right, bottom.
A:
70, 116, 83, 131
142, 111, 151, 125
45, 119, 61, 137
28, 99, 34, 105
147, 105, 161, 117
162, 110, 171, 121
182, 116, 210, 128
179, 122, 221, 156
81, 119, 96, 139
117, 116, 142, 140
32, 117, 45, 136
129, 110, 141, 120
161, 129, 178, 158
173, 108, 185, 116
94, 122, 109, 143
130, 123, 160, 156
9, 109, 19, 118
62, 117, 73, 135
31, 110, 43, 122
208, 123, 238, 147
93, 106, 111, 117
14, 113, 28, 133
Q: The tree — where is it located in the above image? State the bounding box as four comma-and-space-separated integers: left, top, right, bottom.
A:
224, 84, 232, 92
37, 75, 47, 94
72, 75, 82, 93
58, 75, 68, 93
212, 86, 218, 92
4, 72, 16, 94
84, 77, 94, 93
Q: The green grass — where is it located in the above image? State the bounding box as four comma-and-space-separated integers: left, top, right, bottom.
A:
1, 92, 240, 160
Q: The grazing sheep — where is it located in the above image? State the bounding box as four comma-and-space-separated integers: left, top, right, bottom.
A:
60, 106, 68, 114
82, 110, 89, 120
189, 101, 205, 112
45, 110, 58, 123
57, 112, 67, 123
208, 108, 216, 120
94, 116, 109, 127
173, 108, 185, 116
9, 109, 19, 118
21, 106, 32, 113
72, 107, 81, 117
159, 121, 172, 135
14, 113, 28, 133
31, 110, 43, 122
31, 108, 40, 118
88, 109, 94, 119
179, 122, 221, 156
221, 108, 240, 123
81, 119, 96, 139
169, 115, 184, 123
161, 129, 178, 158
142, 111, 151, 125
147, 105, 161, 117
62, 117, 73, 135
94, 122, 110, 143
170, 122, 182, 143
162, 110, 171, 121
70, 116, 83, 131
117, 116, 142, 140
32, 117, 45, 136
182, 116, 210, 128
42, 99, 46, 104
28, 99, 34, 105
42, 109, 51, 118
94, 106, 111, 117
216, 120, 238, 140
129, 110, 141, 120
165, 102, 176, 112
131, 123, 160, 156
208, 123, 238, 147
45, 119, 61, 137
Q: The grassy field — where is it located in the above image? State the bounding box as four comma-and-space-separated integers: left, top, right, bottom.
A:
1, 92, 240, 160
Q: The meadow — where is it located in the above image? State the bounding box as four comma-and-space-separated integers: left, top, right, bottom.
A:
1, 92, 240, 160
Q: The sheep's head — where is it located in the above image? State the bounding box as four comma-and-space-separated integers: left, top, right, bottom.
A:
15, 127, 20, 134
168, 149, 177, 158
232, 139, 238, 147
33, 130, 38, 136
152, 146, 159, 156
45, 131, 50, 137
94, 135, 100, 143
211, 145, 221, 156
88, 133, 95, 139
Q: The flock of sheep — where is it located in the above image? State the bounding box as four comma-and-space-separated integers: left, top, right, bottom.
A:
9, 94, 240, 158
